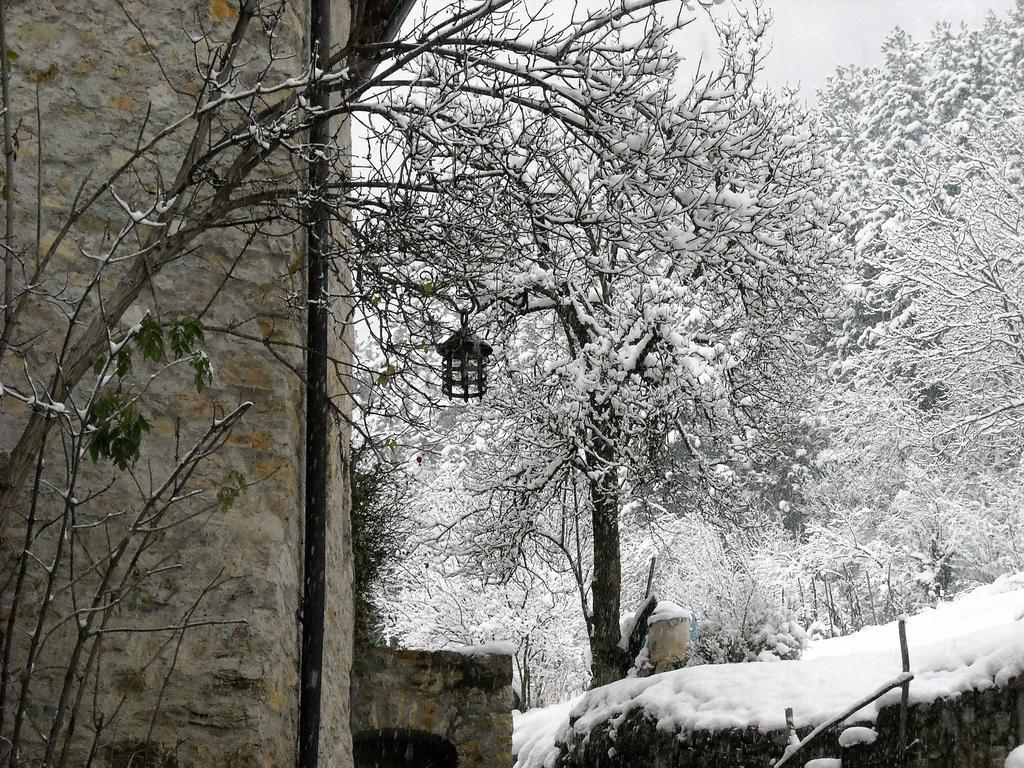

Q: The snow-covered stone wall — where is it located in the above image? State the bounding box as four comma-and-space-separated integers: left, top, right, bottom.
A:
844, 680, 1024, 768
524, 581, 1024, 768
554, 677, 1024, 768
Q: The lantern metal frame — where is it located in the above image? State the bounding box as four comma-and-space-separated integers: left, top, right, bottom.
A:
437, 309, 493, 401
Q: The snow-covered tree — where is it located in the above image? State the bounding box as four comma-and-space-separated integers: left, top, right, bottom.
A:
786, 2, 1024, 631
380, 12, 844, 687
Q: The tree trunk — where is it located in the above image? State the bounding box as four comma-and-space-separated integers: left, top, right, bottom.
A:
587, 435, 625, 688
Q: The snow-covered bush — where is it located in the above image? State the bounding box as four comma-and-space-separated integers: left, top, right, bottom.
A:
689, 574, 808, 665
784, 467, 1024, 635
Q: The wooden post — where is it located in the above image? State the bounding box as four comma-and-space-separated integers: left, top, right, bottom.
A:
775, 672, 913, 768
785, 707, 799, 747
298, 1, 332, 766
898, 618, 911, 763
644, 556, 656, 599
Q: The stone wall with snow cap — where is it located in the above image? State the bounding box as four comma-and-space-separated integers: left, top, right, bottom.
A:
551, 676, 1024, 768
544, 581, 1024, 768
842, 678, 1024, 768
351, 645, 515, 768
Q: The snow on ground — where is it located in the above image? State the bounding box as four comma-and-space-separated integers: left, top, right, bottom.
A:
513, 696, 582, 768
513, 575, 1024, 768
803, 574, 1024, 660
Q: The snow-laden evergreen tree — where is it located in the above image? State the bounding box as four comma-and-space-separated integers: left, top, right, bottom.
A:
798, 1, 1024, 627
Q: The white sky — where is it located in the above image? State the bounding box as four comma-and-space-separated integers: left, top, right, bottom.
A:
677, 0, 1016, 100
360, 0, 1014, 164
399, 1, 1015, 100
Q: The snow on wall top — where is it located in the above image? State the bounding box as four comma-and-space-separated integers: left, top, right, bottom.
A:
513, 575, 1024, 768
449, 640, 518, 657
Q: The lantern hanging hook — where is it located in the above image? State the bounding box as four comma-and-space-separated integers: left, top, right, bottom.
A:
457, 292, 480, 329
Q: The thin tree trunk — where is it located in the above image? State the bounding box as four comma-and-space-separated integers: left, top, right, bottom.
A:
1, 0, 15, 346
587, 433, 624, 688
811, 574, 819, 621
866, 571, 879, 625
886, 564, 895, 620
843, 564, 862, 628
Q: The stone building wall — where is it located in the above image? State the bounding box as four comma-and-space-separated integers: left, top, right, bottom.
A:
351, 646, 515, 768
0, 2, 361, 766
553, 678, 1024, 768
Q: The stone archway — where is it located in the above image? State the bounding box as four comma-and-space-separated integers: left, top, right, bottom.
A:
353, 728, 458, 768
350, 646, 513, 768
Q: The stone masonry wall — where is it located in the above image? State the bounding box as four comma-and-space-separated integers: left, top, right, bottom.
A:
351, 646, 515, 768
843, 679, 1024, 768
554, 678, 1024, 768
1, 2, 355, 766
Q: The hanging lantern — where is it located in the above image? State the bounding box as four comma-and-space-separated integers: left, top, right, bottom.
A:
437, 313, 492, 401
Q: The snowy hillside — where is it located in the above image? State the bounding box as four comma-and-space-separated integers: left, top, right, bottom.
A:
514, 575, 1024, 768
